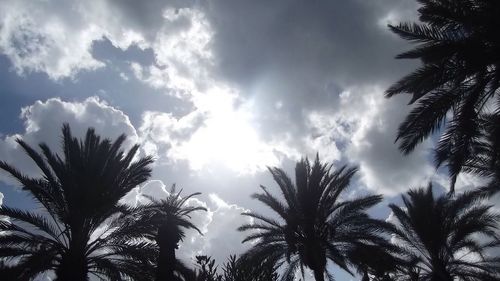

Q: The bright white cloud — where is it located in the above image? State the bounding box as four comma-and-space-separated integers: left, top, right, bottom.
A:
0, 0, 106, 79
128, 7, 213, 97
178, 193, 252, 264
138, 109, 205, 164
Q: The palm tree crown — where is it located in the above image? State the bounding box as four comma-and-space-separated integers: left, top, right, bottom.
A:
388, 184, 500, 280
0, 124, 155, 281
239, 156, 389, 281
386, 0, 500, 191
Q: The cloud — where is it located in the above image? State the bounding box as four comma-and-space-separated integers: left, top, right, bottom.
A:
178, 193, 252, 264
138, 88, 301, 174
0, 0, 105, 79
304, 86, 435, 196
0, 0, 418, 85
138, 110, 205, 163
0, 0, 425, 181
346, 93, 435, 195
122, 6, 302, 174
124, 0, 424, 181
0, 0, 301, 174
196, 0, 418, 115
0, 0, 197, 80
127, 6, 214, 97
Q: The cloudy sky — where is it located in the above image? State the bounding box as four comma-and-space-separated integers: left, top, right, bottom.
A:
0, 0, 485, 280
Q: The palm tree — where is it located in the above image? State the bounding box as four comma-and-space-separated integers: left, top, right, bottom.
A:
239, 156, 389, 281
386, 0, 500, 191
0, 124, 155, 281
388, 184, 500, 280
126, 186, 207, 281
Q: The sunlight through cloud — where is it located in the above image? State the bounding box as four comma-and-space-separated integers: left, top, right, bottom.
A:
170, 88, 284, 174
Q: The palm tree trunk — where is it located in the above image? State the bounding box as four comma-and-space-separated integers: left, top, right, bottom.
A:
155, 225, 178, 281
309, 247, 326, 281
55, 231, 88, 281
155, 245, 176, 281
313, 269, 325, 281
432, 262, 454, 281
55, 251, 88, 281
362, 270, 370, 281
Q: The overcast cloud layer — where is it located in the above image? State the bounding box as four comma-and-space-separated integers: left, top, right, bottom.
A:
0, 0, 487, 280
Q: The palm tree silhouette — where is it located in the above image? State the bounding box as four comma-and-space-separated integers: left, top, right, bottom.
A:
386, 0, 500, 191
388, 184, 500, 280
126, 186, 207, 281
239, 156, 389, 281
0, 124, 154, 281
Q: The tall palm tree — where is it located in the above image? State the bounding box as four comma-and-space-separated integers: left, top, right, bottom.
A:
0, 124, 155, 281
239, 156, 389, 281
388, 184, 500, 280
386, 0, 500, 191
125, 186, 207, 281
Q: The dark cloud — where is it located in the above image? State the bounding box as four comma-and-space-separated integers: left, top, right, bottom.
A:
202, 0, 417, 92
188, 0, 421, 150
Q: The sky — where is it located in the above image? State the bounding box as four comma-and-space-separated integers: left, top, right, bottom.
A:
0, 0, 489, 280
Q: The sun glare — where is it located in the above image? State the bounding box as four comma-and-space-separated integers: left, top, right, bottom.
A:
172, 88, 280, 174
